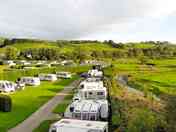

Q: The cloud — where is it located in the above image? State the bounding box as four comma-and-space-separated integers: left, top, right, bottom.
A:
0, 0, 176, 40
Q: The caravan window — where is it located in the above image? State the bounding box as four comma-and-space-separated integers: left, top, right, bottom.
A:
90, 115, 96, 120
51, 128, 57, 132
97, 92, 104, 95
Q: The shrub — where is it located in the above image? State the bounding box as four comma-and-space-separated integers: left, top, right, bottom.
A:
0, 94, 12, 112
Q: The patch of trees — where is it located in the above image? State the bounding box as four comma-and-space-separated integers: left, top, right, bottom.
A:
20, 48, 60, 60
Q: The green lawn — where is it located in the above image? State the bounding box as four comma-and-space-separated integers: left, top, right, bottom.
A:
53, 91, 74, 114
33, 89, 74, 132
0, 76, 78, 132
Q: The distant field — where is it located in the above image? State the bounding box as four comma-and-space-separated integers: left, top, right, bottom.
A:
11, 42, 60, 50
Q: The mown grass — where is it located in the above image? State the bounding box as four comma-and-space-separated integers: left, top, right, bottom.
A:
0, 76, 78, 132
53, 91, 74, 114
33, 120, 57, 132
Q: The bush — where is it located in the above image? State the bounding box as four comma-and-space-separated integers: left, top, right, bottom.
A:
0, 94, 12, 112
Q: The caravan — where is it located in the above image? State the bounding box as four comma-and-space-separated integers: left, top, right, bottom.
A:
0, 81, 16, 92
56, 72, 72, 79
64, 100, 109, 121
49, 119, 108, 132
39, 74, 57, 81
20, 77, 40, 86
88, 69, 103, 78
73, 78, 107, 101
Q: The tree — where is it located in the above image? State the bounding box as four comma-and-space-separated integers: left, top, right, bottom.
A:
4, 46, 18, 60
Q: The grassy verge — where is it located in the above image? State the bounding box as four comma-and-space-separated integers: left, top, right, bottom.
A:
0, 76, 78, 132
33, 120, 57, 132
33, 86, 75, 132
53, 91, 74, 114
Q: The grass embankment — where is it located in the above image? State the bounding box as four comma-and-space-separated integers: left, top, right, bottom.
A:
0, 75, 79, 132
104, 58, 176, 131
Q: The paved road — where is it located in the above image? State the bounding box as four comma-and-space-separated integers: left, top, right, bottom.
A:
8, 79, 80, 132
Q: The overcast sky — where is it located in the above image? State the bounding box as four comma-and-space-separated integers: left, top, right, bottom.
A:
0, 0, 176, 42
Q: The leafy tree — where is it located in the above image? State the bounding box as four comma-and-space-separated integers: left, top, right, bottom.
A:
4, 46, 18, 60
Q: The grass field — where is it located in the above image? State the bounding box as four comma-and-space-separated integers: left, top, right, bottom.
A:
34, 91, 74, 132
0, 76, 79, 132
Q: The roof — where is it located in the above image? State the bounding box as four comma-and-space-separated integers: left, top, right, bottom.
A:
52, 119, 108, 130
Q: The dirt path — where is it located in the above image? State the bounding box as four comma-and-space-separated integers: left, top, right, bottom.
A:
8, 79, 80, 132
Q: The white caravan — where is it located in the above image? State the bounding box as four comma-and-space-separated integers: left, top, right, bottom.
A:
0, 81, 16, 92
49, 119, 108, 132
39, 74, 57, 81
73, 78, 107, 101
4, 60, 16, 66
56, 72, 72, 79
64, 100, 109, 121
79, 78, 104, 90
20, 77, 40, 86
73, 86, 107, 101
88, 69, 103, 77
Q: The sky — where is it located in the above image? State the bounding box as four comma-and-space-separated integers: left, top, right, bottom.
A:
0, 0, 176, 42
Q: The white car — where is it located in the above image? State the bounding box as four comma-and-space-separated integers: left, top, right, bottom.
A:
0, 81, 16, 93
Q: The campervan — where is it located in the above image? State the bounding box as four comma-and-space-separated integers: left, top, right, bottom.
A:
56, 72, 72, 79
20, 77, 40, 86
64, 100, 109, 121
0, 81, 16, 92
39, 74, 57, 81
49, 119, 108, 132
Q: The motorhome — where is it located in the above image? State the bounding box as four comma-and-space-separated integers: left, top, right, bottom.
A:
56, 72, 72, 79
88, 69, 103, 77
64, 100, 109, 121
39, 74, 57, 81
49, 119, 108, 132
0, 81, 16, 92
20, 77, 40, 86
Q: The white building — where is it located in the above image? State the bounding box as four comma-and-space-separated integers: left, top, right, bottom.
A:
39, 74, 57, 81
20, 77, 40, 86
56, 72, 72, 79
49, 119, 108, 132
0, 81, 16, 92
64, 100, 109, 121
